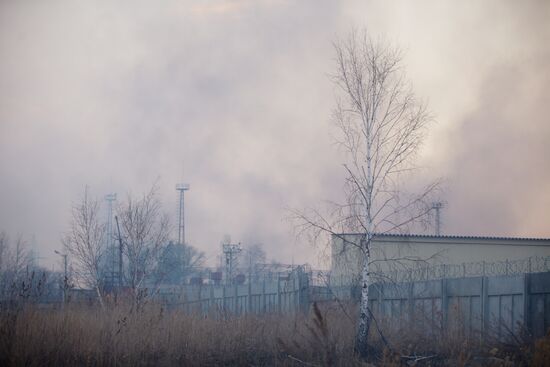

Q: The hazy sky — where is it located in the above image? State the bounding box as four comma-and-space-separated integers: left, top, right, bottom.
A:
1, 0, 549, 269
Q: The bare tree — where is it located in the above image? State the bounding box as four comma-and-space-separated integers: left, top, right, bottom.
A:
117, 185, 171, 302
0, 233, 31, 276
62, 188, 106, 308
243, 243, 266, 282
157, 241, 205, 284
0, 232, 34, 299
291, 30, 439, 359
0, 232, 64, 306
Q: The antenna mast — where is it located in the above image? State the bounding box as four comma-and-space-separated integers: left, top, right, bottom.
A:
176, 183, 190, 245
105, 193, 117, 288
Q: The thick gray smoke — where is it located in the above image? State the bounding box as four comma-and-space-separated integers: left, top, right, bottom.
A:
444, 60, 550, 237
0, 0, 548, 269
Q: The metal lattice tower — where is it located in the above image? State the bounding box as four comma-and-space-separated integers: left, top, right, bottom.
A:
432, 202, 443, 236
176, 183, 190, 245
105, 193, 117, 288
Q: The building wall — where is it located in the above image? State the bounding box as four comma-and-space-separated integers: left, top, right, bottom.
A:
331, 234, 550, 285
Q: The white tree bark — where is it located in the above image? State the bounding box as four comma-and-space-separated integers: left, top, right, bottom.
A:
356, 235, 371, 357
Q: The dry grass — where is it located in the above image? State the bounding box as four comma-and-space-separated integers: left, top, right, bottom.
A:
0, 301, 360, 367
0, 300, 547, 366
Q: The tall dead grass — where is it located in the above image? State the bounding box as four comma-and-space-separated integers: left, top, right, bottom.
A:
0, 300, 547, 366
0, 301, 360, 366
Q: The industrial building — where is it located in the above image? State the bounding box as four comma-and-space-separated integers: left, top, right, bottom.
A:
331, 233, 550, 285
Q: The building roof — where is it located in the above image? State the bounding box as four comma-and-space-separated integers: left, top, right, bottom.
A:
377, 233, 550, 242
334, 233, 550, 242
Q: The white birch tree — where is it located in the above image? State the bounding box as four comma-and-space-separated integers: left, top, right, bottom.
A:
292, 30, 439, 359
116, 185, 171, 303
62, 188, 106, 308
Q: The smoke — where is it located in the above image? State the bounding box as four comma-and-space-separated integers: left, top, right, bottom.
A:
0, 0, 342, 267
0, 0, 549, 270
432, 0, 550, 237
443, 60, 550, 237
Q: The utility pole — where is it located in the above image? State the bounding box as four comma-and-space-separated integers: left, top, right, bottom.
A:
432, 202, 443, 236
115, 215, 124, 288
176, 183, 190, 245
105, 193, 117, 289
54, 250, 68, 308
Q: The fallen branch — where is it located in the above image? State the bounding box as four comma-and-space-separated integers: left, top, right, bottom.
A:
286, 354, 320, 367
401, 354, 437, 363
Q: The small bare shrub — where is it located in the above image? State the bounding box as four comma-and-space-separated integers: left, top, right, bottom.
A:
530, 329, 550, 367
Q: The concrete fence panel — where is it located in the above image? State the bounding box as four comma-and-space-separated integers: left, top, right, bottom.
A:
359, 271, 550, 341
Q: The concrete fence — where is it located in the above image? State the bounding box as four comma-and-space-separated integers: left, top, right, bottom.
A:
15, 265, 549, 343
331, 271, 550, 340
158, 268, 310, 315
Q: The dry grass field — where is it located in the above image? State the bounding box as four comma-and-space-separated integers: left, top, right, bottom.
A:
1, 301, 549, 366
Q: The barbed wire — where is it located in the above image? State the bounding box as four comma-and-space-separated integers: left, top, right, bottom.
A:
316, 256, 550, 287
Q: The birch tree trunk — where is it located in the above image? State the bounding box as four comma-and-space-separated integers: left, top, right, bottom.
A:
356, 242, 371, 357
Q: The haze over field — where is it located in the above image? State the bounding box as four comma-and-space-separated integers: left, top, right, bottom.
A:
1, 0, 549, 268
